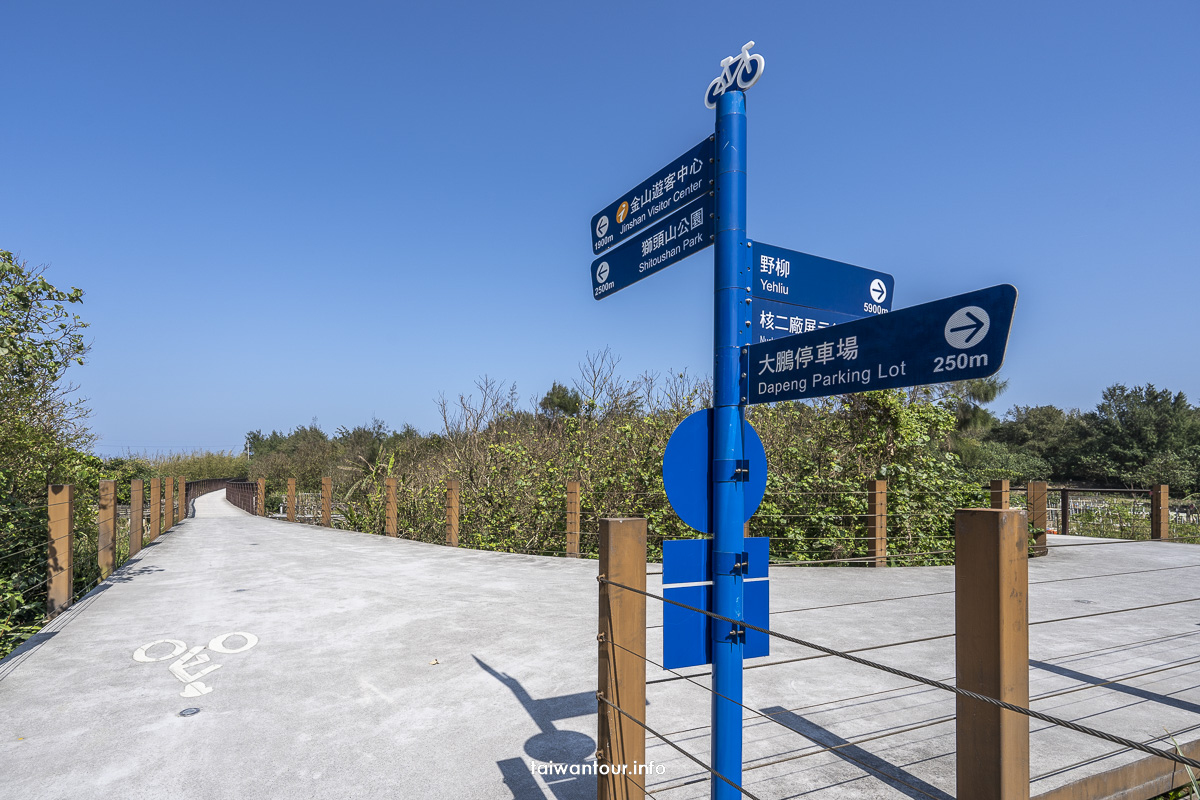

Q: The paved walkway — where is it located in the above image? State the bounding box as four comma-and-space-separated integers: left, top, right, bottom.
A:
4, 492, 1200, 799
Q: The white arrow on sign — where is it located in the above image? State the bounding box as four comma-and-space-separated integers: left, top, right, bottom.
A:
945, 306, 991, 349
870, 279, 887, 303
595, 262, 610, 283
595, 216, 609, 238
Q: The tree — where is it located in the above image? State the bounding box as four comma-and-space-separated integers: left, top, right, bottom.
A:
986, 404, 1089, 478
539, 381, 582, 419
1076, 384, 1200, 490
0, 250, 94, 499
1, 250, 96, 657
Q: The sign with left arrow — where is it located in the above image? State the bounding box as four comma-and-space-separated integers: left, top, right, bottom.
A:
591, 194, 714, 300
590, 137, 714, 256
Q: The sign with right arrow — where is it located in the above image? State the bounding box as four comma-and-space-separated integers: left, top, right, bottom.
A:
745, 284, 1017, 405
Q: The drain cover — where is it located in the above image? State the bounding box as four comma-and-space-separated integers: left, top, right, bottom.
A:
179, 708, 201, 717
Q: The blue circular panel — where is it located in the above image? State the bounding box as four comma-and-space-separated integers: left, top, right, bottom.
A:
662, 409, 768, 534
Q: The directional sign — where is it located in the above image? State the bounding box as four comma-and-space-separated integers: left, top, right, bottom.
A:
751, 242, 895, 317
745, 285, 1017, 405
590, 137, 714, 256
752, 298, 860, 344
591, 194, 714, 300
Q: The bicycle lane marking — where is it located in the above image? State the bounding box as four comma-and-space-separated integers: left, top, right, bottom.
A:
133, 632, 259, 698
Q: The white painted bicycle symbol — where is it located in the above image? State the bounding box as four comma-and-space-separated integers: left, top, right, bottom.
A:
133, 631, 259, 698
705, 41, 765, 109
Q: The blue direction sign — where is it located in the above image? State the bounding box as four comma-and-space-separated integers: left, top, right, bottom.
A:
591, 194, 714, 300
746, 284, 1017, 405
751, 242, 894, 317
752, 298, 859, 344
590, 137, 714, 256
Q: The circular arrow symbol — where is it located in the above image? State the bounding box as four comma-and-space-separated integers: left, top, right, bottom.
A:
595, 262, 610, 283
870, 279, 887, 303
945, 306, 991, 349
595, 216, 609, 238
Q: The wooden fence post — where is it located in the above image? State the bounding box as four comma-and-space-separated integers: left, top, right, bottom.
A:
955, 507, 1030, 800
1151, 484, 1169, 540
178, 477, 186, 519
385, 478, 398, 537
1060, 489, 1070, 537
164, 477, 174, 530
149, 477, 161, 542
990, 479, 1010, 510
446, 479, 460, 547
287, 478, 296, 522
321, 477, 332, 527
566, 480, 580, 557
256, 478, 266, 517
867, 479, 887, 567
130, 479, 144, 557
98, 480, 116, 579
47, 484, 74, 617
598, 517, 647, 800
1028, 481, 1048, 556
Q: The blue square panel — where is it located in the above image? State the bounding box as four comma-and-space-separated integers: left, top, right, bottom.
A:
664, 585, 711, 669
663, 537, 769, 584
745, 579, 770, 659
662, 539, 709, 586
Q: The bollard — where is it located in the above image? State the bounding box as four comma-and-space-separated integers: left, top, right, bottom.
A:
287, 478, 296, 522
164, 477, 174, 530
385, 478, 398, 537
1151, 484, 1169, 540
47, 484, 75, 617
98, 480, 116, 579
130, 479, 144, 557
1028, 481, 1048, 556
566, 480, 580, 557
990, 479, 1010, 510
257, 478, 266, 516
321, 477, 332, 527
867, 479, 887, 567
955, 507, 1030, 800
150, 478, 161, 542
597, 518, 647, 800
446, 479, 460, 547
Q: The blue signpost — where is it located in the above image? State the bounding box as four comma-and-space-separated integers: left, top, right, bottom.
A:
591, 137, 715, 256
586, 41, 1016, 800
750, 242, 894, 315
746, 284, 1017, 404
710, 88, 747, 800
751, 297, 859, 344
591, 195, 714, 300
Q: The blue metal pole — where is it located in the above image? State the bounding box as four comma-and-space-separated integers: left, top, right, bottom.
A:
712, 88, 748, 799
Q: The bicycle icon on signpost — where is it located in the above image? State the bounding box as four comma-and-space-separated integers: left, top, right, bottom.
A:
704, 41, 765, 108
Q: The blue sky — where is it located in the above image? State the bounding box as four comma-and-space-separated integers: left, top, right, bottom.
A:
3, 1, 1197, 454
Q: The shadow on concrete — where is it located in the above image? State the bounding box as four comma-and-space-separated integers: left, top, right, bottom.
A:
1031, 659, 1200, 715
475, 656, 596, 799
0, 583, 114, 681
107, 565, 165, 583
761, 706, 953, 800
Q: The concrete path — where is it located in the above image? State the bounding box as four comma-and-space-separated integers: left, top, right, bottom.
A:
1, 492, 601, 800
4, 492, 1200, 799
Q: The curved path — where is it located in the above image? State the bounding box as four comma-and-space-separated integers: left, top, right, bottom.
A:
0, 491, 600, 800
